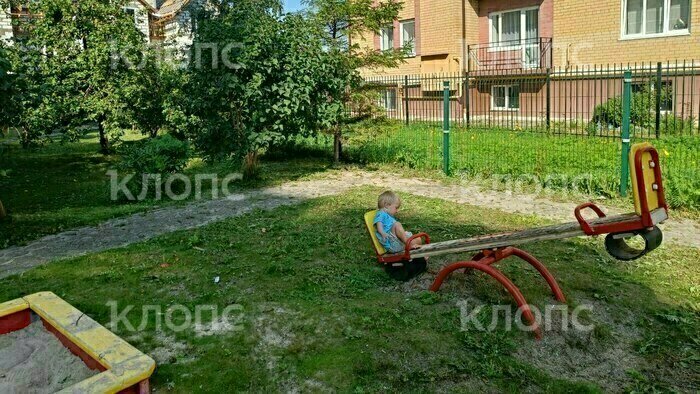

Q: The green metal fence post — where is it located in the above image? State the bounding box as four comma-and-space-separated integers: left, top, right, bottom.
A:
620, 70, 632, 197
443, 80, 451, 176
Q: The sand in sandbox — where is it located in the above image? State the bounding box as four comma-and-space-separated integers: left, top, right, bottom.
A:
0, 321, 99, 393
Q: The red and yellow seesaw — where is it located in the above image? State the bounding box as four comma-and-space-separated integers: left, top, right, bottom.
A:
364, 143, 668, 339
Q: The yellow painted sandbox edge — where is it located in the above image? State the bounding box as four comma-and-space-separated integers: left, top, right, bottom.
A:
11, 291, 155, 394
0, 297, 29, 317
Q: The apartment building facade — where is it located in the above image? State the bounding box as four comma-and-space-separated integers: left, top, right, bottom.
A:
363, 0, 698, 75
362, 0, 699, 123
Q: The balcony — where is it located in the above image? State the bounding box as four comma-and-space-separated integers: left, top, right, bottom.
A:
467, 37, 553, 74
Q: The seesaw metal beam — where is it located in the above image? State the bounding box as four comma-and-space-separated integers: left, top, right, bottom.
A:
409, 209, 667, 260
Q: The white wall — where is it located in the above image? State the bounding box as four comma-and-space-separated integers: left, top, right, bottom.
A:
163, 1, 205, 56
0, 8, 13, 44
126, 1, 151, 43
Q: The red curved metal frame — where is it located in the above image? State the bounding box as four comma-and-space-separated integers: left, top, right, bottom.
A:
430, 246, 568, 339
365, 147, 668, 340
505, 248, 566, 303
429, 259, 543, 339
405, 232, 431, 257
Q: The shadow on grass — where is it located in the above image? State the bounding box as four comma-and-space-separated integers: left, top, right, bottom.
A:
0, 187, 695, 391
0, 134, 337, 249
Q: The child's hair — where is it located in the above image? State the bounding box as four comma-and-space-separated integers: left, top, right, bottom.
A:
378, 190, 400, 209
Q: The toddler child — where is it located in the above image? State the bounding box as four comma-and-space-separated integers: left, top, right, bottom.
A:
374, 191, 422, 254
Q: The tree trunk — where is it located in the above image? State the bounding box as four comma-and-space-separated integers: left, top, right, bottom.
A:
98, 120, 110, 154
333, 126, 342, 164
0, 199, 6, 220
20, 127, 30, 149
243, 151, 259, 180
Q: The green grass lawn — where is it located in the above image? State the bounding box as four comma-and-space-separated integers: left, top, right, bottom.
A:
0, 188, 696, 392
288, 121, 700, 212
3, 124, 697, 250
0, 133, 335, 248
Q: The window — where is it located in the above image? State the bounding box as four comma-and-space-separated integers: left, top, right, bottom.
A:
380, 25, 394, 51
491, 85, 520, 110
123, 7, 137, 24
380, 89, 397, 110
623, 0, 690, 38
659, 81, 674, 112
400, 20, 416, 56
489, 7, 539, 47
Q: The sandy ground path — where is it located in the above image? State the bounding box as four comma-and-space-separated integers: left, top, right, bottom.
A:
1, 171, 698, 279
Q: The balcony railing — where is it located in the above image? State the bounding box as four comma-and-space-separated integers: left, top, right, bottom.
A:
467, 37, 553, 74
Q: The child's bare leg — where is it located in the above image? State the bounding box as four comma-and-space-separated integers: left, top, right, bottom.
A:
392, 222, 422, 249
391, 222, 409, 242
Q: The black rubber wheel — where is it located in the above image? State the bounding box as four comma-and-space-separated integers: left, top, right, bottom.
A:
605, 226, 663, 261
385, 258, 428, 281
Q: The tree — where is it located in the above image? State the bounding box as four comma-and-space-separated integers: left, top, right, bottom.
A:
178, 0, 330, 174
304, 0, 408, 162
118, 55, 182, 139
0, 41, 19, 219
3, 0, 153, 152
0, 40, 20, 137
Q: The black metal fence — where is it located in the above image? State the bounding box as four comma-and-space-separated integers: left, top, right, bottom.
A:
363, 61, 700, 138
337, 61, 699, 210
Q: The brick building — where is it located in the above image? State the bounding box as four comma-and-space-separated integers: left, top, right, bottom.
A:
359, 0, 699, 123
361, 0, 698, 74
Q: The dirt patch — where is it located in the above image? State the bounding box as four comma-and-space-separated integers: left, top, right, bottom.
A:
0, 321, 99, 393
393, 267, 647, 391
188, 302, 246, 337
149, 332, 194, 365
194, 317, 242, 337
252, 304, 334, 392
515, 299, 645, 392
253, 305, 298, 371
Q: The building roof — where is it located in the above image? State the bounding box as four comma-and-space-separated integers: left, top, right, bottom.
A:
155, 0, 193, 17
132, 0, 193, 18
136, 1, 154, 13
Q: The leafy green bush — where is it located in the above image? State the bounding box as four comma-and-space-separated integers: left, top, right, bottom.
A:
592, 86, 657, 129
119, 135, 190, 174
630, 88, 655, 128
659, 114, 696, 136
116, 135, 191, 200
592, 97, 623, 128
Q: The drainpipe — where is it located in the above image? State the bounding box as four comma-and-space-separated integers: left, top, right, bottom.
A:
461, 0, 467, 73
461, 0, 470, 122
